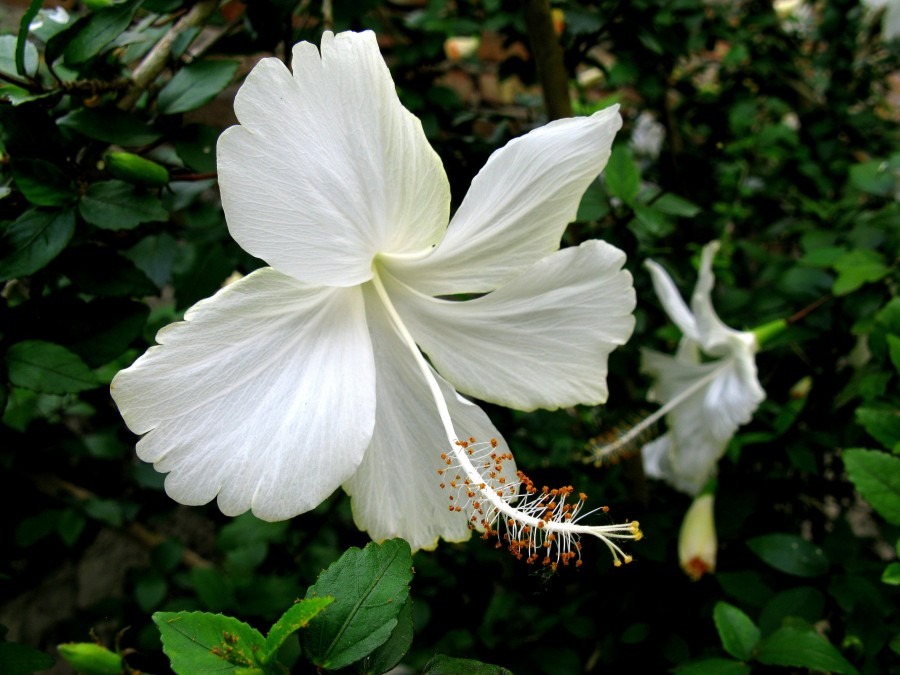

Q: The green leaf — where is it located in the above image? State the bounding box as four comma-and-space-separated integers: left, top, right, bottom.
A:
58, 108, 161, 146
758, 586, 825, 636
135, 571, 168, 612
63, 246, 158, 297
421, 655, 514, 675
79, 181, 168, 230
154, 611, 266, 674
366, 597, 414, 675
0, 208, 76, 281
57, 508, 87, 546
301, 539, 414, 670
856, 408, 900, 451
882, 562, 900, 585
887, 334, 900, 376
575, 180, 609, 221
11, 159, 77, 207
63, 0, 143, 64
651, 193, 701, 217
849, 159, 896, 197
58, 643, 122, 675
746, 533, 829, 577
261, 597, 334, 663
0, 35, 37, 77
632, 203, 674, 238
105, 152, 170, 187
713, 602, 760, 661
604, 145, 640, 204
158, 60, 239, 115
6, 340, 99, 394
756, 626, 858, 674
67, 298, 150, 367
832, 249, 889, 296
15, 0, 43, 75
673, 658, 752, 675
175, 124, 221, 172
843, 448, 900, 525
0, 641, 56, 675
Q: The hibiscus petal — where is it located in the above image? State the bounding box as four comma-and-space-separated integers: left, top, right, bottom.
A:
384, 107, 621, 295
111, 268, 375, 520
343, 284, 515, 551
217, 30, 449, 288
689, 241, 743, 353
644, 259, 701, 343
384, 240, 635, 411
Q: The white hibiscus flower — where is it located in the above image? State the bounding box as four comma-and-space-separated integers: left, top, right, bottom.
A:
112, 30, 639, 559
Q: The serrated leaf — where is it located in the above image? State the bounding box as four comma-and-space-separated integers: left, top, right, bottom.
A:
262, 597, 333, 662
58, 108, 161, 146
154, 611, 266, 674
422, 654, 514, 675
747, 534, 829, 577
756, 626, 858, 674
6, 340, 99, 394
843, 448, 900, 525
63, 0, 142, 64
856, 408, 900, 451
11, 159, 77, 207
0, 208, 76, 281
366, 597, 414, 675
158, 60, 239, 114
673, 658, 752, 675
79, 181, 168, 230
604, 145, 640, 204
301, 539, 413, 670
713, 602, 760, 661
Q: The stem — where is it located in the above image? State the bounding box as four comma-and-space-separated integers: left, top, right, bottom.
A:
521, 0, 572, 120
118, 0, 221, 111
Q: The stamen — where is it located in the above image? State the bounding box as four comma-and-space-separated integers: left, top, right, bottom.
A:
371, 271, 641, 569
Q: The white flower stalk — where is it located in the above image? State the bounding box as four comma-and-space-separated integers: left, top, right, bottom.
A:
111, 30, 638, 556
591, 241, 765, 496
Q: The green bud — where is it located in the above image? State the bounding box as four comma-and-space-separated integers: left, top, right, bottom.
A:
751, 318, 787, 348
105, 152, 170, 187
57, 642, 123, 675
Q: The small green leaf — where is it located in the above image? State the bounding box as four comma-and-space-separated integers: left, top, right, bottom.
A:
62, 246, 158, 297
713, 602, 760, 661
758, 586, 825, 636
849, 159, 896, 197
79, 181, 168, 230
887, 334, 900, 376
58, 642, 122, 675
6, 340, 99, 394
261, 596, 334, 662
422, 655, 514, 675
175, 124, 221, 172
105, 152, 170, 187
575, 180, 609, 221
856, 408, 900, 451
301, 539, 414, 670
0, 208, 76, 281
0, 35, 37, 77
843, 448, 900, 525
673, 658, 752, 675
882, 562, 900, 585
11, 159, 77, 207
832, 249, 889, 296
58, 108, 161, 146
604, 145, 640, 204
135, 571, 168, 612
57, 508, 87, 546
0, 641, 56, 675
63, 0, 143, 64
154, 611, 266, 674
15, 0, 43, 76
158, 60, 239, 114
746, 533, 829, 577
632, 203, 674, 238
756, 626, 858, 674
651, 193, 701, 217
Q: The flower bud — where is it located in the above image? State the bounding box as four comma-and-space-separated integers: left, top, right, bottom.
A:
105, 152, 170, 187
678, 493, 717, 581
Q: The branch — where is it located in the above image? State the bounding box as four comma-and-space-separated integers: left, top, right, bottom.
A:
521, 0, 572, 120
118, 0, 221, 111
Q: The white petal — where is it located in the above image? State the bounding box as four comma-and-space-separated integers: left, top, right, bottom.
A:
641, 349, 765, 495
385, 240, 635, 411
217, 31, 449, 288
689, 241, 743, 354
343, 284, 514, 551
644, 258, 701, 342
111, 268, 375, 520
384, 107, 622, 295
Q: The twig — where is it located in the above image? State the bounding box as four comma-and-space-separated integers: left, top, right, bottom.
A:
521, 0, 572, 120
118, 0, 221, 111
